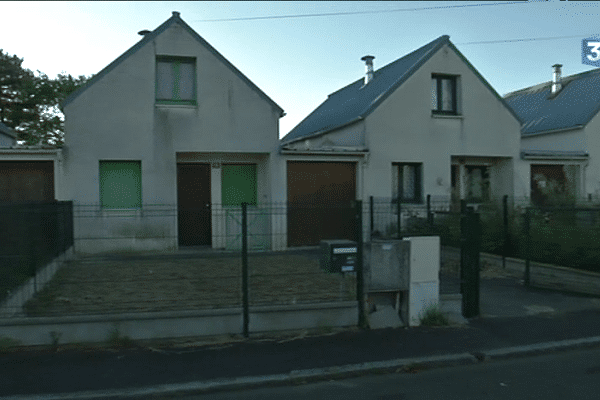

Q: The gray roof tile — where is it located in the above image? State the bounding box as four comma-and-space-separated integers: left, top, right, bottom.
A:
504, 68, 600, 135
282, 35, 520, 144
0, 122, 16, 139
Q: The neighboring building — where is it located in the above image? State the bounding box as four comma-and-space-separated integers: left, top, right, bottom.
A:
281, 35, 526, 246
504, 65, 600, 205
0, 122, 17, 147
0, 122, 61, 204
61, 12, 285, 253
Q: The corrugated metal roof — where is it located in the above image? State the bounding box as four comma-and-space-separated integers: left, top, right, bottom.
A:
504, 68, 600, 136
282, 34, 520, 144
0, 122, 17, 139
61, 13, 283, 116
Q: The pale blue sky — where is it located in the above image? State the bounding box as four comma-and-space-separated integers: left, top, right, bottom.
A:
1, 1, 598, 137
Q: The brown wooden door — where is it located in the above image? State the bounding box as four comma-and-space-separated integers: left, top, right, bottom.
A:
177, 163, 211, 246
287, 161, 356, 246
0, 161, 54, 203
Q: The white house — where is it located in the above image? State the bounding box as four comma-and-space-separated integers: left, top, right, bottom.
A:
504, 65, 600, 205
281, 35, 527, 246
60, 12, 285, 253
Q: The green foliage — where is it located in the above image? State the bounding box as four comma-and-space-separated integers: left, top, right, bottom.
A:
0, 336, 22, 351
0, 48, 91, 146
418, 304, 449, 326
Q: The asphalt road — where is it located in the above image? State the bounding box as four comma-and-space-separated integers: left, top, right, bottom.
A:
183, 346, 600, 400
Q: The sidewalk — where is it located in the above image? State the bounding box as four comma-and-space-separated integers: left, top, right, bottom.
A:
1, 276, 600, 399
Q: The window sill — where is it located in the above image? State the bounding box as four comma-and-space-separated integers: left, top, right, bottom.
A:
101, 208, 141, 217
155, 103, 197, 109
431, 113, 463, 119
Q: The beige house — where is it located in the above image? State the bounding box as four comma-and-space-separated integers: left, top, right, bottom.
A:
60, 12, 285, 253
281, 35, 527, 245
505, 65, 600, 205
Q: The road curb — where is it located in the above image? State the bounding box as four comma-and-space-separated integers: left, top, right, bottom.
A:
480, 335, 600, 361
4, 337, 600, 400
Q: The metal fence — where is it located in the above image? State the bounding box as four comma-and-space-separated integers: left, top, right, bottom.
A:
5, 202, 363, 330
0, 201, 73, 304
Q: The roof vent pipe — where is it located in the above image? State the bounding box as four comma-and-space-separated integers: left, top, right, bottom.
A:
552, 64, 562, 94
361, 55, 375, 85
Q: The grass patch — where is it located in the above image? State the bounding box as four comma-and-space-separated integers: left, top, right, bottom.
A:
419, 304, 449, 326
0, 336, 22, 352
107, 327, 135, 348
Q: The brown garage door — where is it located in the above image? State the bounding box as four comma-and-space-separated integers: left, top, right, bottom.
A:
287, 161, 357, 246
0, 161, 54, 203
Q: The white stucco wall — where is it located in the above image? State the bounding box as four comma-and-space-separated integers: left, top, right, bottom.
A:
62, 20, 283, 253
363, 43, 523, 203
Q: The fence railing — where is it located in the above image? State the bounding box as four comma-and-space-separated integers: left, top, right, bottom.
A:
0, 201, 73, 305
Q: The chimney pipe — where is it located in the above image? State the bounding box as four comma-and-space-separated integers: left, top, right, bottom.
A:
361, 55, 375, 85
552, 64, 562, 94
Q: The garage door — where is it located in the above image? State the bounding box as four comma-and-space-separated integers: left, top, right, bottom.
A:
0, 161, 54, 203
287, 161, 357, 246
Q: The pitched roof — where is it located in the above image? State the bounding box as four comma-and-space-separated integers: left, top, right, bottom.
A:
282, 35, 520, 144
0, 122, 17, 139
504, 68, 600, 136
62, 12, 283, 116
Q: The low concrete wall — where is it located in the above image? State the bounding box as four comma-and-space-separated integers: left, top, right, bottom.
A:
481, 252, 600, 297
0, 247, 75, 318
0, 301, 358, 346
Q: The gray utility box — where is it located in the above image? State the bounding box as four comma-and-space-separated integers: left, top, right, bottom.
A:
366, 240, 409, 291
320, 240, 358, 273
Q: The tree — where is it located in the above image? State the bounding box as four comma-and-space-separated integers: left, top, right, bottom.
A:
0, 49, 90, 147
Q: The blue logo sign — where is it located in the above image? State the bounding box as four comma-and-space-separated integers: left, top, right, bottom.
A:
582, 37, 600, 67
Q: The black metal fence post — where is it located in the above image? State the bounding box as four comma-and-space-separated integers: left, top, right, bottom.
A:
241, 202, 249, 338
524, 207, 531, 287
369, 196, 374, 240
356, 200, 365, 328
460, 207, 480, 318
427, 194, 433, 228
503, 195, 508, 269
397, 198, 402, 238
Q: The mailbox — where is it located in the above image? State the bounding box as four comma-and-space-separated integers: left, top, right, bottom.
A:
320, 240, 358, 273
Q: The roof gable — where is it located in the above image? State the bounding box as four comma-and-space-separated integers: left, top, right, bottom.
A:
62, 12, 283, 115
504, 68, 600, 135
0, 122, 17, 139
282, 35, 520, 144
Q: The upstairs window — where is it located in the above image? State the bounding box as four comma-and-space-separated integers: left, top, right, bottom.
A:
431, 74, 457, 115
156, 57, 196, 105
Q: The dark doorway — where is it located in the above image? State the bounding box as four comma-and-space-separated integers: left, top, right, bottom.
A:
531, 164, 566, 206
177, 163, 211, 246
287, 161, 356, 246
